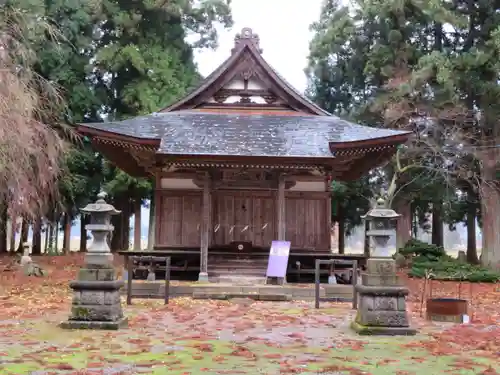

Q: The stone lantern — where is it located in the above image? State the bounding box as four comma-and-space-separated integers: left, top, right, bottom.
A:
60, 192, 127, 330
351, 198, 416, 336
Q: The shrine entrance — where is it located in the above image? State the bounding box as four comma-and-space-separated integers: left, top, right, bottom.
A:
212, 191, 276, 250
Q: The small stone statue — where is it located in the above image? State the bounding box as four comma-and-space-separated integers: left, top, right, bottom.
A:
20, 243, 45, 277
147, 267, 156, 281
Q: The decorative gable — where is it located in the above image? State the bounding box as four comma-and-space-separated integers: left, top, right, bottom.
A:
160, 28, 329, 115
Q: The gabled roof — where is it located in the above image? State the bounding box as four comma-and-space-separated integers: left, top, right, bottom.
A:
77, 27, 413, 179
160, 27, 329, 115
79, 111, 411, 158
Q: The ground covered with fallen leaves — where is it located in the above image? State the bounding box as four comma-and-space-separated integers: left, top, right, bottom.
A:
0, 254, 499, 375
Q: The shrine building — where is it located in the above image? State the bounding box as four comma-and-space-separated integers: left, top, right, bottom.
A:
78, 27, 411, 282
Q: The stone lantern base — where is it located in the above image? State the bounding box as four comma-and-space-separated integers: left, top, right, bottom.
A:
351, 258, 416, 336
60, 265, 127, 330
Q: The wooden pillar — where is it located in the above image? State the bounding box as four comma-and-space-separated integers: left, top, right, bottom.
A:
151, 176, 160, 251
325, 178, 332, 252
199, 171, 211, 282
277, 174, 286, 240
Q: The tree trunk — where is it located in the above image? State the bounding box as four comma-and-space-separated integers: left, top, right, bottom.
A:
9, 218, 16, 252
111, 200, 127, 252
16, 219, 29, 252
48, 222, 55, 252
32, 217, 42, 255
479, 149, 500, 269
134, 200, 142, 251
431, 202, 444, 248
0, 204, 7, 253
466, 197, 478, 264
62, 212, 71, 254
44, 223, 49, 253
55, 217, 60, 253
80, 214, 88, 252
394, 199, 412, 250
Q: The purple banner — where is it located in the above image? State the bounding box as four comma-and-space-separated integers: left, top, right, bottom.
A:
266, 241, 291, 278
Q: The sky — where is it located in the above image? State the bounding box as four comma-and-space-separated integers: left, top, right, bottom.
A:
58, 0, 478, 250
193, 0, 325, 93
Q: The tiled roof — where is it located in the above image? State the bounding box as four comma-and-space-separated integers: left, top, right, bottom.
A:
81, 111, 410, 158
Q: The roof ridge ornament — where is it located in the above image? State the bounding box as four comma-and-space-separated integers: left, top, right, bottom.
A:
232, 27, 263, 54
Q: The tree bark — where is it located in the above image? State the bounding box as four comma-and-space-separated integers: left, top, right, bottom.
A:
134, 200, 142, 251
431, 201, 444, 248
9, 218, 16, 252
79, 214, 88, 252
44, 223, 49, 253
0, 204, 7, 253
466, 197, 478, 264
394, 199, 412, 250
62, 212, 71, 254
32, 217, 42, 255
478, 148, 500, 269
54, 217, 60, 253
111, 199, 130, 252
16, 219, 29, 252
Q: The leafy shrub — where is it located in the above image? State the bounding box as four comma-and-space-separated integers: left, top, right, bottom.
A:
409, 256, 500, 283
399, 238, 446, 261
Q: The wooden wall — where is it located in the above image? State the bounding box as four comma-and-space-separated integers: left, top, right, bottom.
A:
285, 191, 330, 250
155, 190, 202, 247
212, 190, 275, 247
155, 188, 330, 251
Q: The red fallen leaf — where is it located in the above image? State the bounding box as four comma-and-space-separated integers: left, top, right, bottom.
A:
52, 363, 74, 370
481, 367, 500, 375
213, 355, 225, 362
136, 360, 165, 367
263, 353, 282, 359
192, 343, 213, 352
86, 362, 105, 368
192, 355, 204, 360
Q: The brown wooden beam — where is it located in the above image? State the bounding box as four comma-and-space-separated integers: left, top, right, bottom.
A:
277, 174, 286, 240
198, 171, 212, 281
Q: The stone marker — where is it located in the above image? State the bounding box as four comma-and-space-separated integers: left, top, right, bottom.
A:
60, 192, 127, 330
351, 198, 417, 336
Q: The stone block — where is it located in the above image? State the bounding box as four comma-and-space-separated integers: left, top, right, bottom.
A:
351, 321, 416, 336
60, 317, 128, 330
98, 268, 117, 281
85, 253, 114, 267
362, 274, 402, 286
104, 291, 121, 305
356, 310, 409, 327
373, 296, 398, 311
258, 287, 284, 295
355, 284, 409, 297
71, 304, 123, 322
397, 296, 407, 311
78, 269, 99, 282
72, 291, 82, 305
80, 291, 105, 305
258, 294, 291, 301
366, 259, 396, 275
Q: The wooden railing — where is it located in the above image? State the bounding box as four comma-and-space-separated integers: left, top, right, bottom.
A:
126, 256, 171, 305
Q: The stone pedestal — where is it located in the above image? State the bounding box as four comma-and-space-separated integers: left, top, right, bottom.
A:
60, 193, 127, 330
352, 258, 416, 335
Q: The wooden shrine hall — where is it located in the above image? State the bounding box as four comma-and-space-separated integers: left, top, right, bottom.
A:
78, 27, 411, 282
